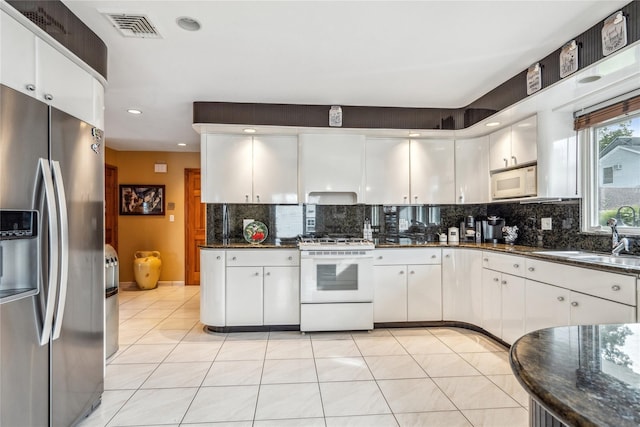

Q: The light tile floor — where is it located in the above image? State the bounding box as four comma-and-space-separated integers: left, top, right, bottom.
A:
79, 285, 529, 427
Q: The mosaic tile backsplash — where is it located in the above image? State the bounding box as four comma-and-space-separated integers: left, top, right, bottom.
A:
206, 201, 639, 255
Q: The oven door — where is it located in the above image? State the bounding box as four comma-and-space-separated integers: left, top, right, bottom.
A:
300, 251, 373, 303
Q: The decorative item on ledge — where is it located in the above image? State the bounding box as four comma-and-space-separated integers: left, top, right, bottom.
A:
329, 105, 342, 127
602, 11, 627, 56
526, 63, 542, 95
560, 40, 578, 78
119, 184, 165, 216
243, 220, 268, 244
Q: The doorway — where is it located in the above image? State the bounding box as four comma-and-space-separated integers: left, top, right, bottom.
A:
185, 168, 205, 285
105, 164, 118, 250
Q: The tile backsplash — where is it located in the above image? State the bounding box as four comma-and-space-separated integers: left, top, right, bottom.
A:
206, 201, 639, 255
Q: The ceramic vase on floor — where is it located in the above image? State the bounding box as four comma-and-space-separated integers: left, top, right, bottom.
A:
133, 250, 162, 290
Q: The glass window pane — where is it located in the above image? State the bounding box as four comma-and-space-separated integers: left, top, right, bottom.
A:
594, 114, 640, 228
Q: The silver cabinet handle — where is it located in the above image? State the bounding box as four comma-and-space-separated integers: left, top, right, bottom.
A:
26, 84, 35, 92
245, 195, 249, 203
513, 264, 519, 269
256, 195, 261, 202
503, 158, 508, 167
410, 271, 415, 275
571, 301, 579, 307
493, 277, 499, 282
483, 258, 489, 262
216, 255, 221, 260
403, 196, 408, 203
378, 256, 383, 259
431, 254, 437, 259
254, 272, 260, 276
612, 285, 621, 291
414, 196, 418, 203
557, 296, 565, 302
232, 256, 237, 261
511, 155, 517, 165
445, 254, 450, 258
399, 270, 405, 275
265, 272, 271, 276
288, 256, 293, 261
501, 280, 507, 285
528, 267, 535, 272
44, 93, 53, 101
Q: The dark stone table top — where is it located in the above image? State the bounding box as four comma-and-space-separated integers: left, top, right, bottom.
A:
510, 324, 640, 427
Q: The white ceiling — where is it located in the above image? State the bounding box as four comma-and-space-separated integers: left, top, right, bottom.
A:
62, 0, 631, 152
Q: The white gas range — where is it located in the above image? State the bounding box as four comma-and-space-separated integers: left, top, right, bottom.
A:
298, 237, 375, 332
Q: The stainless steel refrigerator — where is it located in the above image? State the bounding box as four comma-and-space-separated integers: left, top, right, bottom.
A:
0, 84, 104, 426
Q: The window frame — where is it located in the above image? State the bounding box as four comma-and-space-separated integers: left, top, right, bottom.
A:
581, 112, 640, 236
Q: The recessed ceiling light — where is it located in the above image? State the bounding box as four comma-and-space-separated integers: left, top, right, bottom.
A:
243, 128, 256, 133
577, 75, 602, 84
177, 143, 187, 147
485, 122, 500, 127
408, 132, 420, 137
176, 16, 201, 31
127, 109, 142, 115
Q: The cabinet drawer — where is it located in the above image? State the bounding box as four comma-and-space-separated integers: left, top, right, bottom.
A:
525, 258, 636, 306
374, 248, 441, 265
482, 252, 525, 276
226, 249, 299, 266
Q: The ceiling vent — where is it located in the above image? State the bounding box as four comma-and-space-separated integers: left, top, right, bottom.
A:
103, 13, 161, 39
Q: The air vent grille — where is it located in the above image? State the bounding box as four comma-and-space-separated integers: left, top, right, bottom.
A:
103, 13, 161, 38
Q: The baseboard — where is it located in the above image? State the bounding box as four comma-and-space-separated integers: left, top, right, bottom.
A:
119, 281, 186, 290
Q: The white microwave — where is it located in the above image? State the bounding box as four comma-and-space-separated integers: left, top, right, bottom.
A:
491, 165, 537, 199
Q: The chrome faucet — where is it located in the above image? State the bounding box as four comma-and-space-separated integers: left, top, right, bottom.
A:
608, 218, 629, 256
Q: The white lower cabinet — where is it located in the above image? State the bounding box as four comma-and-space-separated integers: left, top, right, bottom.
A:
200, 249, 226, 327
373, 249, 442, 323
482, 269, 525, 344
226, 267, 263, 326
263, 266, 300, 325
442, 249, 483, 325
525, 279, 636, 332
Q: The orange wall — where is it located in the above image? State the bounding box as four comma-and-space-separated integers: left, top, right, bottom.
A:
105, 148, 200, 283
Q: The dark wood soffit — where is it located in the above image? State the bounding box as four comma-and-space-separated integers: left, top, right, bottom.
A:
195, 0, 639, 131
7, 0, 108, 80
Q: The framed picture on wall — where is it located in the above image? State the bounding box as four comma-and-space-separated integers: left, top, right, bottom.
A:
119, 184, 165, 216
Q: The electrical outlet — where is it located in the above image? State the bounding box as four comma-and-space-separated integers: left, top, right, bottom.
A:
541, 217, 552, 230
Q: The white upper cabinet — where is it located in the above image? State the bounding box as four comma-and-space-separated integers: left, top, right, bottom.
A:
299, 134, 366, 204
252, 136, 298, 204
365, 138, 411, 205
1, 10, 36, 96
489, 116, 537, 171
410, 139, 455, 204
1, 10, 103, 128
201, 134, 297, 204
455, 136, 490, 204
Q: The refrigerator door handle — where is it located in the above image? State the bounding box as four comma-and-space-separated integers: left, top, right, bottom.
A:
33, 158, 59, 346
51, 160, 69, 341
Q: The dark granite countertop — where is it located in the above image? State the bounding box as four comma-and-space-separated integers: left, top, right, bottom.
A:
200, 241, 640, 276
510, 324, 640, 427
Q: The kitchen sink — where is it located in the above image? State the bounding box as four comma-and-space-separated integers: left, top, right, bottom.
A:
532, 250, 596, 257
569, 255, 640, 268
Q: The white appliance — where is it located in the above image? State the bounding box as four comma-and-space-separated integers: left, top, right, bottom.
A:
0, 84, 104, 426
491, 165, 537, 199
299, 237, 374, 332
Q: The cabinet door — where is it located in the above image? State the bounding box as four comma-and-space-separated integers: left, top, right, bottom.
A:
482, 269, 502, 337
489, 126, 512, 171
407, 264, 442, 321
524, 280, 570, 333
455, 137, 490, 204
299, 134, 366, 203
510, 116, 537, 166
373, 266, 407, 322
410, 139, 455, 204
36, 39, 94, 124
365, 138, 411, 205
253, 136, 298, 204
202, 134, 253, 203
264, 266, 300, 325
200, 250, 226, 326
500, 273, 525, 344
226, 267, 263, 326
1, 11, 36, 96
569, 292, 636, 326
442, 249, 483, 325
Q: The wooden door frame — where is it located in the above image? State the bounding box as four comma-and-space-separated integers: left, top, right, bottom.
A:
104, 163, 118, 251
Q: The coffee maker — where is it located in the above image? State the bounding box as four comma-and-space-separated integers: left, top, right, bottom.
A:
482, 216, 505, 243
